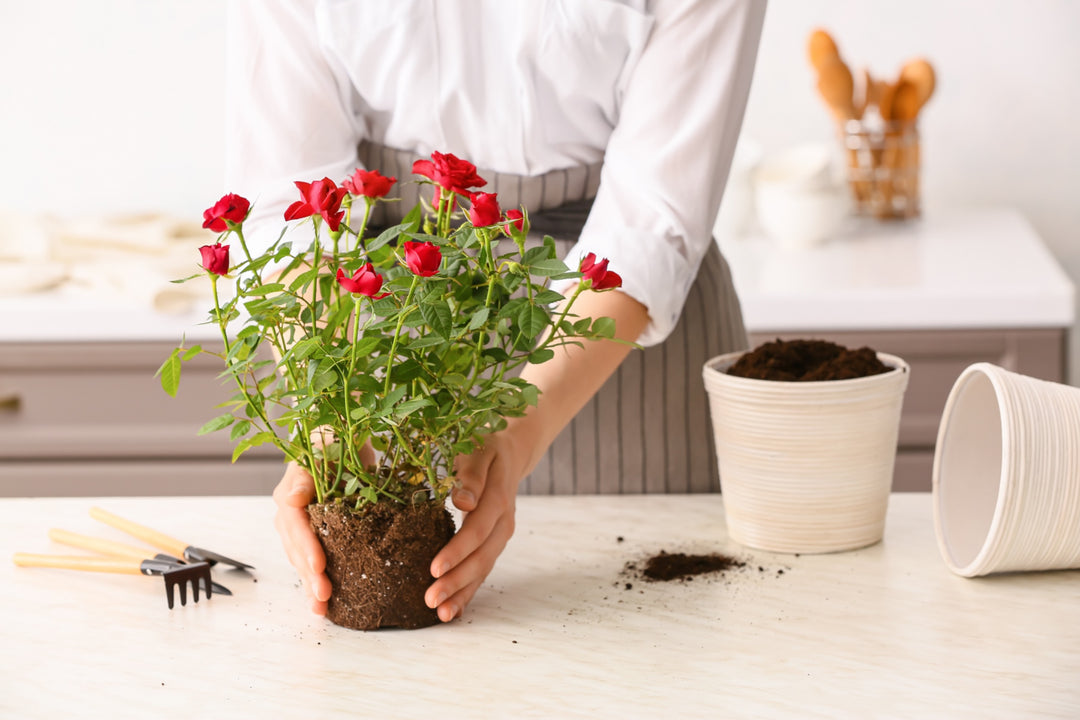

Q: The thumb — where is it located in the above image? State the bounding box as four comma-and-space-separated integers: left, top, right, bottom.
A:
451, 447, 493, 513
283, 462, 316, 507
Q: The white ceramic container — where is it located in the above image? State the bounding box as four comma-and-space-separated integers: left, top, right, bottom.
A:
703, 351, 910, 554
933, 363, 1080, 577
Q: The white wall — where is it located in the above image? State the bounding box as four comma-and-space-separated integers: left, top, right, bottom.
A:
2, 0, 1079, 377
739, 0, 1080, 380
0, 2, 225, 220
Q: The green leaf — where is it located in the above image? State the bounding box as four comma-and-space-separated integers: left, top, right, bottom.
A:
312, 370, 338, 394
407, 334, 448, 350
527, 258, 570, 277
592, 317, 616, 339
181, 345, 203, 361
244, 282, 285, 296
381, 384, 408, 411
532, 289, 566, 305
528, 348, 555, 364
198, 414, 235, 436
419, 300, 453, 340
229, 419, 251, 441
289, 337, 322, 361
231, 431, 277, 463
517, 304, 550, 339
344, 477, 360, 496
467, 306, 490, 331
394, 397, 434, 419
358, 486, 378, 504
155, 350, 182, 398
521, 245, 551, 265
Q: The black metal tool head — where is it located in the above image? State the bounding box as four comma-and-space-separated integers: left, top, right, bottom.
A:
151, 554, 233, 596
183, 546, 254, 571
161, 562, 213, 609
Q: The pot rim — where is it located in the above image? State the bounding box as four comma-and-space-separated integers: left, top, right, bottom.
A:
703, 349, 909, 388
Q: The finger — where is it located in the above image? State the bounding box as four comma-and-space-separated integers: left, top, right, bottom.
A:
430, 486, 508, 579
437, 578, 483, 623
426, 512, 514, 609
451, 445, 495, 513
274, 462, 316, 508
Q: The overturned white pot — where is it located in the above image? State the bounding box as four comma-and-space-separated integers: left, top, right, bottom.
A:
703, 351, 910, 554
933, 363, 1080, 577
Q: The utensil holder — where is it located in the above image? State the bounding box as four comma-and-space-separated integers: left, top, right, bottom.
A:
842, 119, 920, 220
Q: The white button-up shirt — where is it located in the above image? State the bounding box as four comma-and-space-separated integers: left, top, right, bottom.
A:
225, 0, 766, 346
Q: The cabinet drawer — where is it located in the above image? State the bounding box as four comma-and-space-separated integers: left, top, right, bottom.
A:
0, 458, 284, 497
0, 342, 279, 461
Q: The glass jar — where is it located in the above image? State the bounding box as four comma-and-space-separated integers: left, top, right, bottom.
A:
842, 118, 920, 220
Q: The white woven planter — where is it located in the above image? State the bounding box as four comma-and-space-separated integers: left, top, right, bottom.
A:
703, 351, 910, 554
933, 363, 1080, 577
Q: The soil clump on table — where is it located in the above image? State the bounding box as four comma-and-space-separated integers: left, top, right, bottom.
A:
308, 500, 455, 631
727, 338, 889, 381
624, 550, 747, 584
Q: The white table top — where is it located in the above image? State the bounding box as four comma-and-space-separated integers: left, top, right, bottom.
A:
723, 207, 1076, 333
2, 493, 1077, 718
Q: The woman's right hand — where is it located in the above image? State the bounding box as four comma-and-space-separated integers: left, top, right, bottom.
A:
272, 462, 332, 615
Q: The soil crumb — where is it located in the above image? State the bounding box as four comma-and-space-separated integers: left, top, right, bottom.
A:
727, 338, 889, 381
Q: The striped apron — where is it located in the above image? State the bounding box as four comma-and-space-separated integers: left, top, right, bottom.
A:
359, 143, 748, 494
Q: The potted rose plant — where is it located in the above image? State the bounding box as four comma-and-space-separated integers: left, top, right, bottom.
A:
158, 151, 623, 630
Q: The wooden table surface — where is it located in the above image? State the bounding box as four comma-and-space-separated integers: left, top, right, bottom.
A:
2, 493, 1077, 719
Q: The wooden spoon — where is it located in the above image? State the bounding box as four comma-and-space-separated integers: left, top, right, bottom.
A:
899, 58, 936, 115
816, 57, 855, 122
853, 67, 875, 120
807, 29, 841, 71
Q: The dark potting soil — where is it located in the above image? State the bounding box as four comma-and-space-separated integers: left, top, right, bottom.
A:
727, 338, 889, 381
307, 500, 456, 631
642, 551, 746, 581
624, 550, 747, 584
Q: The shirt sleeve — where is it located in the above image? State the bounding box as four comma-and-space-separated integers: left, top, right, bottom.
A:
552, 0, 767, 347
223, 0, 365, 256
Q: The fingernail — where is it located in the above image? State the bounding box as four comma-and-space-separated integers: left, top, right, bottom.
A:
308, 555, 318, 573
455, 490, 475, 506
290, 486, 308, 496
432, 562, 447, 578
433, 592, 447, 608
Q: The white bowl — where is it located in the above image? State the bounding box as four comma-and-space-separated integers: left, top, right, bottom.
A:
754, 182, 850, 250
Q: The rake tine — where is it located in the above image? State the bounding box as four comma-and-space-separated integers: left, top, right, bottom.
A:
161, 562, 212, 609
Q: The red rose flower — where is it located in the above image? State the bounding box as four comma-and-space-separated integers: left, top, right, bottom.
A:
503, 209, 525, 234
202, 193, 250, 232
404, 241, 442, 277
580, 252, 622, 291
343, 169, 396, 199
199, 243, 230, 276
468, 192, 502, 227
336, 264, 388, 298
284, 178, 349, 231
411, 151, 487, 195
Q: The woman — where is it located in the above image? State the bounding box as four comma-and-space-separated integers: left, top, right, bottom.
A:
225, 0, 767, 622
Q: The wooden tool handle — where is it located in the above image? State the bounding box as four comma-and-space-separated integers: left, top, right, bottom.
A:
48, 528, 154, 560
89, 507, 188, 557
12, 553, 143, 574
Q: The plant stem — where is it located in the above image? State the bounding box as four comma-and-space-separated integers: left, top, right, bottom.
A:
383, 275, 419, 397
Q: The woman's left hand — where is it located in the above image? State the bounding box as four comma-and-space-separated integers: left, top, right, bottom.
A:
424, 429, 529, 622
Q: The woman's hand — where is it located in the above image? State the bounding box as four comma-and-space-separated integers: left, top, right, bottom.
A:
272, 462, 332, 615
424, 428, 531, 622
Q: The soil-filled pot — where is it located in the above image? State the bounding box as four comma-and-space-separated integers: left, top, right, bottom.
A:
307, 500, 456, 630
703, 347, 909, 554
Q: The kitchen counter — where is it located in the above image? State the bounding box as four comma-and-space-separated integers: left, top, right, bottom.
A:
723, 207, 1075, 333
2, 493, 1077, 718
1, 207, 1073, 343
